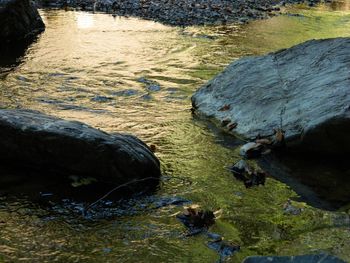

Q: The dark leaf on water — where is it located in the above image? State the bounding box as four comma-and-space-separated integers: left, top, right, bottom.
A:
149, 144, 157, 152
219, 104, 230, 111
176, 205, 216, 234
228, 122, 238, 131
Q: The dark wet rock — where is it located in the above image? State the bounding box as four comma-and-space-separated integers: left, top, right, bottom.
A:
192, 38, 350, 155
138, 77, 161, 92
140, 93, 153, 101
207, 232, 222, 241
111, 89, 139, 97
165, 87, 179, 94
0, 109, 161, 191
0, 0, 45, 45
229, 160, 249, 175
283, 199, 302, 215
91, 95, 113, 102
147, 84, 161, 92
137, 77, 153, 85
207, 239, 240, 260
244, 172, 266, 188
242, 254, 347, 263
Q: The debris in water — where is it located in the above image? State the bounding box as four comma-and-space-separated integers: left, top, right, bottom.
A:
221, 118, 231, 127
272, 128, 286, 148
176, 205, 217, 234
149, 144, 157, 153
207, 239, 240, 260
219, 104, 230, 111
244, 172, 266, 188
229, 160, 267, 188
239, 142, 264, 159
256, 138, 272, 145
283, 199, 303, 215
228, 122, 238, 131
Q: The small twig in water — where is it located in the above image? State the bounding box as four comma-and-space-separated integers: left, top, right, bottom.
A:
83, 177, 159, 214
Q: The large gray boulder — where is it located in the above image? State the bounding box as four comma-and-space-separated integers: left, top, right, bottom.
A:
242, 254, 346, 263
0, 109, 161, 190
0, 0, 45, 45
192, 38, 350, 155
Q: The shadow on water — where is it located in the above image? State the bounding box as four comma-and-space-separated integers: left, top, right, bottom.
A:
195, 115, 350, 211
259, 154, 350, 211
0, 162, 171, 220
0, 161, 161, 199
0, 40, 35, 77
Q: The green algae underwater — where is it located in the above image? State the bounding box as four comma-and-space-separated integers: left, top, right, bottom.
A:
0, 1, 350, 262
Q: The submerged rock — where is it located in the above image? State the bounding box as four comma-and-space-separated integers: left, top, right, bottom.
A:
242, 254, 347, 263
0, 0, 45, 45
192, 38, 350, 155
0, 109, 161, 191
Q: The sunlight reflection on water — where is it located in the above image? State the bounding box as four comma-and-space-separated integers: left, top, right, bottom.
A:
0, 2, 350, 262
76, 12, 94, 29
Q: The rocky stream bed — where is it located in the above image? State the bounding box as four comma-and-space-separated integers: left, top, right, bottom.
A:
0, 0, 350, 262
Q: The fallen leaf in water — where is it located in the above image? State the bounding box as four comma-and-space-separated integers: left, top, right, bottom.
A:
213, 208, 223, 219
221, 118, 231, 127
228, 122, 238, 130
229, 160, 267, 188
275, 129, 285, 142
219, 104, 230, 111
256, 138, 272, 145
149, 144, 157, 152
177, 205, 216, 233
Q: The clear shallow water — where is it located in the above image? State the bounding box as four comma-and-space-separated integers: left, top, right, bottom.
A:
0, 2, 350, 262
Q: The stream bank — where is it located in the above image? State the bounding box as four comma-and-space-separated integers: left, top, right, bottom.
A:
38, 0, 326, 26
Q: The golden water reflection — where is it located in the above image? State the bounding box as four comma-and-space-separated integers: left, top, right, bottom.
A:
76, 12, 94, 28
0, 1, 350, 262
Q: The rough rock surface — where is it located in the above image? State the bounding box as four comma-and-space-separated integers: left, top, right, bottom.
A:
242, 254, 346, 263
39, 0, 322, 26
0, 109, 161, 189
0, 0, 45, 45
192, 38, 350, 155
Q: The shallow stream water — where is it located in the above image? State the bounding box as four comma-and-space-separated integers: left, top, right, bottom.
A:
0, 1, 350, 262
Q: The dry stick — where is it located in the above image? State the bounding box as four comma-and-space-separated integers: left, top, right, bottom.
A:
83, 177, 159, 214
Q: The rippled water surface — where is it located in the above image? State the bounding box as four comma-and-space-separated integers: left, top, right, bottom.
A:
0, 1, 350, 262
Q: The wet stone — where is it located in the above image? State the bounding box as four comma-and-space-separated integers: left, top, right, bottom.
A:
111, 89, 139, 97
207, 239, 240, 260
0, 109, 161, 192
91, 95, 113, 102
147, 84, 161, 92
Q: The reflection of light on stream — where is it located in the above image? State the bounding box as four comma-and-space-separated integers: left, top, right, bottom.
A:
0, 2, 350, 262
76, 12, 94, 28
